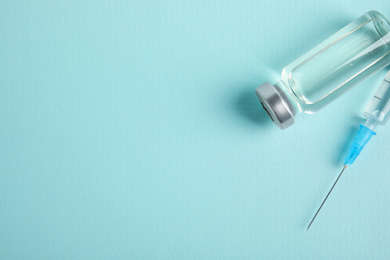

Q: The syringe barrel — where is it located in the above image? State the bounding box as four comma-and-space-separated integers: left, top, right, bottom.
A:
364, 71, 390, 126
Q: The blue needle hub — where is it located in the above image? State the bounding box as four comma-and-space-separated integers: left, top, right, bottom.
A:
344, 125, 376, 167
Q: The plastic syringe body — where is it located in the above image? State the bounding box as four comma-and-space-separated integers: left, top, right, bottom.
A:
344, 70, 390, 167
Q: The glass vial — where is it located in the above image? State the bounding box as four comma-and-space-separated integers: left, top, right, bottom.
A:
256, 10, 390, 129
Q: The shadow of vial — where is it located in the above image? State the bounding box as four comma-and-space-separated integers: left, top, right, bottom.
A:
235, 88, 272, 127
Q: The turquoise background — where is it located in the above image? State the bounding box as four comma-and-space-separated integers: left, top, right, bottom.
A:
1, 1, 390, 259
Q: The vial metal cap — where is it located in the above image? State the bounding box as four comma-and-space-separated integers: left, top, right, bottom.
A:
255, 82, 296, 130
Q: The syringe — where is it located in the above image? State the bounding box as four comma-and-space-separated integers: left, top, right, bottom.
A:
307, 70, 390, 230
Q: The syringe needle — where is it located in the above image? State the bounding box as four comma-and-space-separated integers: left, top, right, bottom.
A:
307, 165, 347, 231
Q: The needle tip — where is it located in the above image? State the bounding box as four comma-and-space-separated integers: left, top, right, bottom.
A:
306, 165, 347, 231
